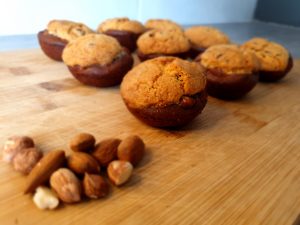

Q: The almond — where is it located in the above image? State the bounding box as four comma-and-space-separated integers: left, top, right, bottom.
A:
83, 173, 109, 199
24, 150, 66, 194
67, 152, 100, 175
69, 133, 95, 152
107, 160, 133, 186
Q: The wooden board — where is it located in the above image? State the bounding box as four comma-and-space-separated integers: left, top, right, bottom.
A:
0, 49, 300, 225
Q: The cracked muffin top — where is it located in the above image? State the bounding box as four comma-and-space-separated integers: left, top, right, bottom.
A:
137, 29, 190, 55
184, 26, 230, 48
198, 44, 260, 75
47, 20, 94, 42
121, 57, 206, 108
145, 19, 183, 32
62, 34, 124, 67
98, 17, 146, 34
241, 37, 289, 71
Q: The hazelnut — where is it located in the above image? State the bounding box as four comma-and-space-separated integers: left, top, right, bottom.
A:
92, 138, 121, 167
33, 186, 59, 210
69, 133, 95, 152
2, 136, 34, 163
117, 135, 145, 166
50, 168, 82, 203
107, 160, 133, 186
13, 147, 43, 175
83, 173, 109, 199
67, 152, 100, 175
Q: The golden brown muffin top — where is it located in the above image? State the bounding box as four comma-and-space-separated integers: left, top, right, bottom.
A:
121, 57, 206, 108
62, 34, 124, 67
199, 44, 259, 74
184, 26, 230, 48
241, 37, 289, 71
145, 19, 183, 32
98, 17, 146, 34
137, 29, 190, 55
47, 20, 94, 42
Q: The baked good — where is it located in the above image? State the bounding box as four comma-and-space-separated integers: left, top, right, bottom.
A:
145, 19, 183, 32
121, 57, 207, 128
185, 26, 230, 58
38, 20, 94, 61
196, 44, 259, 99
241, 38, 293, 82
136, 29, 190, 61
98, 17, 146, 52
62, 34, 133, 87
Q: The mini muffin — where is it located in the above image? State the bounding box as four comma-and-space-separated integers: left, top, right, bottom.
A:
145, 19, 183, 32
185, 26, 230, 58
137, 29, 190, 61
98, 17, 146, 52
121, 57, 207, 128
38, 20, 94, 61
196, 44, 259, 99
62, 34, 133, 87
241, 38, 293, 82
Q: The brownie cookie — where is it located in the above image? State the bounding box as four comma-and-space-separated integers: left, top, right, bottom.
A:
98, 17, 146, 52
184, 26, 230, 58
137, 30, 190, 61
38, 20, 94, 61
196, 44, 259, 99
241, 38, 293, 82
145, 19, 183, 32
121, 57, 207, 128
62, 34, 133, 87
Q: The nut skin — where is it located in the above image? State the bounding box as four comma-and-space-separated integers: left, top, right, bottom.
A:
50, 168, 82, 204
67, 152, 100, 175
107, 160, 133, 186
117, 135, 145, 166
92, 138, 121, 167
13, 147, 43, 175
83, 173, 109, 199
69, 133, 96, 152
2, 136, 34, 163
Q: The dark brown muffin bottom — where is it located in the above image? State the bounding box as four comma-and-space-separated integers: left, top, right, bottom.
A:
104, 30, 141, 52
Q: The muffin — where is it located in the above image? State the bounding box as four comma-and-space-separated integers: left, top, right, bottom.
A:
38, 20, 94, 61
62, 34, 133, 87
98, 17, 146, 52
145, 19, 183, 32
185, 26, 230, 58
121, 57, 207, 128
137, 29, 190, 61
241, 38, 293, 82
196, 44, 259, 99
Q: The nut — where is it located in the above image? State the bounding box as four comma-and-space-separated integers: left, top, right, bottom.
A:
67, 152, 100, 175
13, 147, 43, 175
2, 136, 34, 163
69, 133, 95, 152
50, 168, 81, 203
117, 135, 145, 166
24, 150, 66, 194
83, 173, 109, 199
92, 138, 121, 167
107, 160, 133, 186
33, 186, 59, 210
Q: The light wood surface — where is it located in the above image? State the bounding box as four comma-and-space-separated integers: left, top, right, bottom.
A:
0, 49, 299, 225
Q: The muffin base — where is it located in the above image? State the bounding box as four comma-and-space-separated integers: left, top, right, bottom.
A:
259, 56, 293, 82
206, 68, 258, 99
104, 30, 140, 52
189, 46, 207, 59
137, 50, 189, 62
68, 50, 133, 87
37, 30, 68, 61
124, 91, 207, 128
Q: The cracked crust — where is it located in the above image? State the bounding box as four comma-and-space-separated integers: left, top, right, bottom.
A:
241, 37, 289, 72
47, 20, 94, 42
121, 57, 206, 108
145, 19, 183, 32
62, 34, 124, 67
185, 26, 230, 48
98, 17, 145, 34
137, 29, 190, 55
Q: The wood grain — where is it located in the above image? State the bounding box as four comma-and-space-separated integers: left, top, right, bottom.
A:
0, 49, 299, 225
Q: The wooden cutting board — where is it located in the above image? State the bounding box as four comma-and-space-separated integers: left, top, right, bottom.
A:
0, 49, 299, 225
